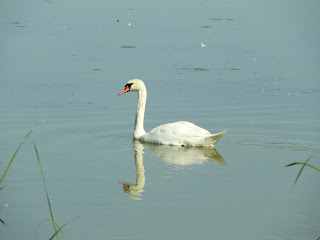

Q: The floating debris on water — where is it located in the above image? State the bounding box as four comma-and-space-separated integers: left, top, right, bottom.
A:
121, 46, 136, 48
209, 18, 234, 21
181, 67, 211, 71
128, 22, 132, 26
92, 69, 103, 71
63, 128, 83, 133
200, 26, 213, 28
229, 68, 240, 71
8, 21, 20, 24
201, 41, 207, 48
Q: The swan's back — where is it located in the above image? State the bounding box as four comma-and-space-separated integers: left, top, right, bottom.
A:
139, 121, 226, 147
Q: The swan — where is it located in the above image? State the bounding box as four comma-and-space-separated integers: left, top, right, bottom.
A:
118, 79, 226, 147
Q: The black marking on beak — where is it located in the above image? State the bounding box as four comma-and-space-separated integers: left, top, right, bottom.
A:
126, 83, 133, 90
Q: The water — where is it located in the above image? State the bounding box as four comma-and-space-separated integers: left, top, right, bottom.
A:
1, 0, 320, 239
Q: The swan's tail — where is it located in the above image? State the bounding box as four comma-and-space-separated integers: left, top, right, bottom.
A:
205, 130, 227, 147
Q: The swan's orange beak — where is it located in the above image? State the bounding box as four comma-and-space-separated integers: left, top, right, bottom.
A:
118, 85, 130, 95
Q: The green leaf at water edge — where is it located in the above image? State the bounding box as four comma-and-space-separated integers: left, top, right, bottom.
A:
284, 156, 318, 187
285, 162, 320, 172
0, 121, 44, 185
34, 141, 60, 240
49, 223, 66, 240
0, 218, 7, 226
0, 126, 35, 184
48, 216, 80, 240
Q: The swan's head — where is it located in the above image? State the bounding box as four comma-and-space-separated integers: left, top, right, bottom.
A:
118, 79, 145, 95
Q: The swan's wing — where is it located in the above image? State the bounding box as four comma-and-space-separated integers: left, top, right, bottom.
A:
141, 121, 211, 143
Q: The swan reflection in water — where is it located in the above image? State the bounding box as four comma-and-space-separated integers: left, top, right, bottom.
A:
120, 140, 225, 200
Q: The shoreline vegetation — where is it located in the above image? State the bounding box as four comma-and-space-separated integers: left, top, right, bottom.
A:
0, 121, 75, 240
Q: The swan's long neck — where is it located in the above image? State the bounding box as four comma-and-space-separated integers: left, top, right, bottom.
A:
134, 86, 147, 139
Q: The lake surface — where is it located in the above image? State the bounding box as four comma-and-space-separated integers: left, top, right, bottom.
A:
1, 0, 319, 239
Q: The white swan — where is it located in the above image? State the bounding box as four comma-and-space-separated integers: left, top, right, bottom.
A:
118, 79, 226, 147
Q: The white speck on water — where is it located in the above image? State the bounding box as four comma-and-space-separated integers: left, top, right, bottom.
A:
128, 22, 131, 26
201, 41, 207, 48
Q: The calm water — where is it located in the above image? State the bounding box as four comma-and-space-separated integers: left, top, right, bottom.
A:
1, 0, 320, 239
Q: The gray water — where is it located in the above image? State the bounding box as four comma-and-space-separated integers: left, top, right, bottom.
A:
1, 0, 320, 239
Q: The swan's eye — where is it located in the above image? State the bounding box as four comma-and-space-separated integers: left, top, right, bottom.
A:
126, 83, 133, 89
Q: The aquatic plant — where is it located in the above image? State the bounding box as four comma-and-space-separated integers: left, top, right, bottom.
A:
285, 156, 319, 187
0, 123, 68, 239
286, 156, 319, 239
33, 141, 62, 240
0, 125, 35, 184
0, 124, 37, 226
0, 183, 7, 226
0, 218, 6, 225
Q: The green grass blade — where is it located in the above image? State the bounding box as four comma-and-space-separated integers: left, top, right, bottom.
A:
33, 141, 60, 240
285, 162, 320, 172
0, 218, 7, 226
48, 216, 79, 240
0, 121, 44, 185
0, 127, 34, 184
48, 223, 66, 240
285, 156, 314, 187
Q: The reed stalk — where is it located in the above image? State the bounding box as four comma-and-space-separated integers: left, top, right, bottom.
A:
33, 141, 61, 240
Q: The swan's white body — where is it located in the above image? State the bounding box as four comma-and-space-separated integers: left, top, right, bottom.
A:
119, 79, 226, 147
